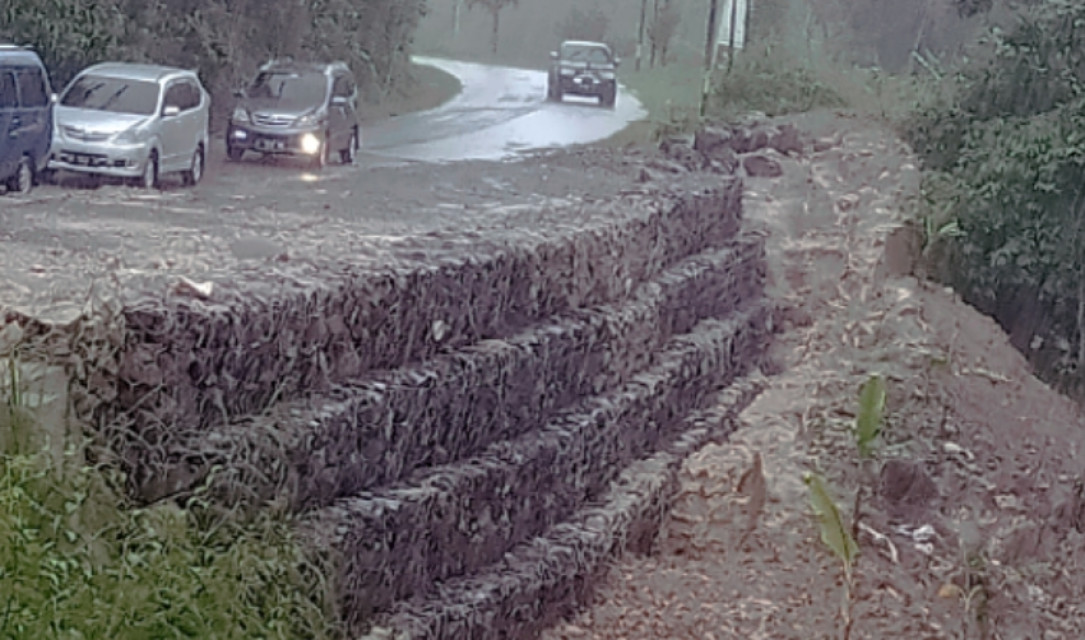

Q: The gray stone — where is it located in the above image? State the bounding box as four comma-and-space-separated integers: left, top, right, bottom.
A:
742, 154, 784, 178
769, 124, 804, 156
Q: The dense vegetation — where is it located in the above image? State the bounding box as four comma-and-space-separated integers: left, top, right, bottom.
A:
1, 370, 340, 639
0, 0, 428, 123
905, 0, 1085, 392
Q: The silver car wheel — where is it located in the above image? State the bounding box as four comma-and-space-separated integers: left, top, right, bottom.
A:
141, 153, 159, 189
183, 146, 204, 186
12, 157, 33, 194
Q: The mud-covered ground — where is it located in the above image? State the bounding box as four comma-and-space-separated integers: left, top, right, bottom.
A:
544, 111, 1085, 640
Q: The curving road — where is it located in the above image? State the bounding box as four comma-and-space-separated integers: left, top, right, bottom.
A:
363, 57, 646, 162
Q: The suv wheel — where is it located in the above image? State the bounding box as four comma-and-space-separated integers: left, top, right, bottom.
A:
340, 130, 358, 164
601, 84, 617, 109
139, 151, 159, 189
182, 145, 204, 186
9, 157, 33, 195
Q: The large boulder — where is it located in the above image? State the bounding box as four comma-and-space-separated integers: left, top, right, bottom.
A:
769, 123, 803, 156
693, 126, 734, 157
742, 154, 783, 178
731, 126, 772, 154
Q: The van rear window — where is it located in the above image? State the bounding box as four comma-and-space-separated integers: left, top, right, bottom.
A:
17, 68, 47, 107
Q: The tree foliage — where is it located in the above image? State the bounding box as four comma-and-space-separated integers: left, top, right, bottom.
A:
467, 0, 519, 54
555, 4, 610, 44
647, 0, 681, 67
908, 0, 1085, 392
0, 0, 428, 123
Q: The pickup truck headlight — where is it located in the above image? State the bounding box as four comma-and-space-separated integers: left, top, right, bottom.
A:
559, 67, 576, 77
231, 107, 250, 124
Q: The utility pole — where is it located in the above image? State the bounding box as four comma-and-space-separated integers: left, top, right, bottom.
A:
726, 0, 740, 73
701, 0, 720, 117
636, 0, 648, 71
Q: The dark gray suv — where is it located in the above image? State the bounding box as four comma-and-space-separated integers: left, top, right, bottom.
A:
547, 40, 620, 108
227, 59, 359, 169
0, 45, 54, 194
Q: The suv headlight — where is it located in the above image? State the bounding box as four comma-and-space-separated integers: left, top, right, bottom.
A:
114, 125, 150, 145
296, 110, 326, 127
559, 67, 576, 77
232, 107, 250, 124
600, 71, 616, 80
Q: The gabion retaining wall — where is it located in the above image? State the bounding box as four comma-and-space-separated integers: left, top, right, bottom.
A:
305, 304, 771, 620
106, 185, 742, 460
151, 235, 766, 507
360, 376, 767, 640
51, 171, 771, 638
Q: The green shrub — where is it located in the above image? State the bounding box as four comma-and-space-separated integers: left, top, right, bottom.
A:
905, 0, 1085, 393
710, 49, 846, 119
0, 445, 339, 639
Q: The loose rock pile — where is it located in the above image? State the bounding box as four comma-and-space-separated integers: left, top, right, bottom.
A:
644, 120, 807, 182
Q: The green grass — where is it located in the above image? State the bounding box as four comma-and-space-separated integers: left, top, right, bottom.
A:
362, 61, 464, 122
604, 45, 926, 149
1, 355, 340, 639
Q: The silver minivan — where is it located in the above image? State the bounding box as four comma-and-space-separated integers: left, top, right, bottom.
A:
49, 63, 210, 188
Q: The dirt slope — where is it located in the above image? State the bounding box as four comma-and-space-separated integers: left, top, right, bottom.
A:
544, 111, 1085, 639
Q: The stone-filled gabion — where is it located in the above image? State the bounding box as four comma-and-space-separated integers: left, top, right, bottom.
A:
303, 303, 772, 621
150, 235, 767, 507
358, 375, 768, 640
104, 182, 745, 497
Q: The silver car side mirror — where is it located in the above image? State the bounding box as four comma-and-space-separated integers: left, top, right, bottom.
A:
162, 105, 181, 117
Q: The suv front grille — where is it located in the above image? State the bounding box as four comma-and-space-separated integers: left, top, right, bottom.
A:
252, 113, 294, 127
62, 126, 110, 142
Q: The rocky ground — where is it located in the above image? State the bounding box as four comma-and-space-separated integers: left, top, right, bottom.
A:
543, 110, 1085, 639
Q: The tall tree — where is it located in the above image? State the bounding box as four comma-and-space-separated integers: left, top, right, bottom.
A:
701, 0, 720, 116
467, 0, 519, 54
636, 0, 648, 70
555, 4, 609, 43
647, 0, 680, 67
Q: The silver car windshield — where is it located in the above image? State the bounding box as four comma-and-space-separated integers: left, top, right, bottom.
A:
561, 45, 611, 65
61, 75, 160, 115
247, 71, 327, 109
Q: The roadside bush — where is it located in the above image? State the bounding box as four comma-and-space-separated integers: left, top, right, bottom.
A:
906, 0, 1085, 393
710, 46, 846, 118
1, 354, 339, 639
1, 443, 341, 639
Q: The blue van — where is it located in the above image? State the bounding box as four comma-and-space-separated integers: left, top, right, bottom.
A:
0, 44, 54, 195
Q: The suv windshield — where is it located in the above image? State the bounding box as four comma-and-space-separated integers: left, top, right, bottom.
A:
247, 71, 326, 109
561, 44, 611, 65
61, 75, 160, 115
